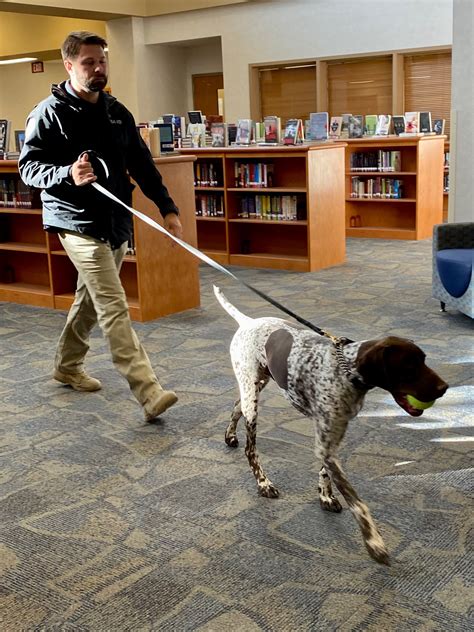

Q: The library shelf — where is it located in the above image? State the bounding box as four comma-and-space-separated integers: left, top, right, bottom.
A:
179, 144, 346, 272
344, 135, 445, 240
0, 155, 200, 321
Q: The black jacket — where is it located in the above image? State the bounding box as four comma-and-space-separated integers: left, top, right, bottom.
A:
19, 81, 179, 248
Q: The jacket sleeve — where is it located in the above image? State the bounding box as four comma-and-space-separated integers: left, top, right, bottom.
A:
18, 107, 72, 189
122, 109, 179, 217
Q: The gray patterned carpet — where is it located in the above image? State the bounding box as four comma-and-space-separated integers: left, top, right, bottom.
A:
1, 238, 473, 631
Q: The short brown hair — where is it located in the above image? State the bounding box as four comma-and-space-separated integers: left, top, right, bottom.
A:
61, 31, 107, 60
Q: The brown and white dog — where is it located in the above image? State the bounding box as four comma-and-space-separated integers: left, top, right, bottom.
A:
215, 286, 448, 564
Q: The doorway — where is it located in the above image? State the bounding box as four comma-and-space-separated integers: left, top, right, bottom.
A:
192, 73, 224, 118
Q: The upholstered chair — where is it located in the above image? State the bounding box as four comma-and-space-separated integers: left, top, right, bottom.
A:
432, 222, 474, 319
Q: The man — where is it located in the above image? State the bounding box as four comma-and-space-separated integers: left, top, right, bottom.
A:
19, 31, 182, 421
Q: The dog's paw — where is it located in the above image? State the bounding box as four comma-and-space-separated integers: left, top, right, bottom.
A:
225, 435, 239, 448
258, 481, 279, 498
365, 541, 391, 566
319, 496, 343, 513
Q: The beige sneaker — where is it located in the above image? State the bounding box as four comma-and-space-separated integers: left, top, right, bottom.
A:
54, 370, 102, 392
144, 390, 178, 422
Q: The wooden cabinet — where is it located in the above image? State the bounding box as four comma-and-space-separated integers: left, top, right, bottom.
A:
180, 145, 346, 272
0, 155, 200, 321
344, 135, 445, 240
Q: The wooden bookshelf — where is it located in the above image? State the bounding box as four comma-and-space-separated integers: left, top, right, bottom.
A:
179, 144, 346, 272
0, 155, 200, 321
344, 135, 445, 240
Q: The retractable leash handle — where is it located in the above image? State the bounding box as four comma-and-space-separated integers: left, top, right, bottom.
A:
81, 151, 338, 339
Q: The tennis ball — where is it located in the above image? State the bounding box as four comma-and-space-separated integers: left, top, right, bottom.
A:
406, 395, 435, 410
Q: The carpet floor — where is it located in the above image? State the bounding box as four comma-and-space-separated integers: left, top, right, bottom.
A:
0, 238, 472, 631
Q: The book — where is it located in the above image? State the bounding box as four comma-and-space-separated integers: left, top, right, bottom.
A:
236, 119, 253, 145
210, 122, 227, 147
329, 116, 343, 139
404, 112, 420, 134
432, 118, 446, 135
263, 116, 281, 144
283, 118, 304, 145
340, 114, 352, 139
375, 114, 391, 136
349, 115, 364, 138
187, 122, 207, 148
227, 123, 238, 145
364, 115, 378, 136
309, 112, 328, 141
253, 121, 265, 143
419, 111, 433, 133
0, 119, 11, 154
188, 110, 203, 124
392, 115, 406, 136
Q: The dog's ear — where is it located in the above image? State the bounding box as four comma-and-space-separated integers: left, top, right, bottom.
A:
265, 329, 294, 390
355, 339, 391, 390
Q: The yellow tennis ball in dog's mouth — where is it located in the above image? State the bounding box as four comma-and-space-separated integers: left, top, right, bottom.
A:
406, 395, 435, 410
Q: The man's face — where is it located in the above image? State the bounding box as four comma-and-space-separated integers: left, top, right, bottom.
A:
65, 44, 108, 93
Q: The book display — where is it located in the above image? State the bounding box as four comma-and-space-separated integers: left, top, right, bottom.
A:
344, 135, 445, 240
180, 144, 346, 272
0, 156, 200, 320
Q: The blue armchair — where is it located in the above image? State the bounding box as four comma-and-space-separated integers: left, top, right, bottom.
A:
432, 222, 474, 318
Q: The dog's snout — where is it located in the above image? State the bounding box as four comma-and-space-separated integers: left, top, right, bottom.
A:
437, 381, 449, 398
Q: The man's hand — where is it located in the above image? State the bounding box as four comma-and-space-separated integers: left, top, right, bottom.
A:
164, 213, 183, 240
71, 153, 97, 186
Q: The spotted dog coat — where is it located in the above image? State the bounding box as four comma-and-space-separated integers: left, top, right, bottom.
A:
215, 286, 448, 564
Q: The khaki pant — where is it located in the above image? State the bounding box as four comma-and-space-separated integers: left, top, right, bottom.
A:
55, 231, 162, 406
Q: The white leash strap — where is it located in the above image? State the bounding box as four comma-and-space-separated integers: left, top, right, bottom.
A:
92, 181, 237, 280
91, 181, 330, 336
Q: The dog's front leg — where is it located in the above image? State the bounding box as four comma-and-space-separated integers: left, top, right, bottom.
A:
324, 455, 390, 565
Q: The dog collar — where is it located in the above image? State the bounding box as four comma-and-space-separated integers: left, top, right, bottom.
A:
333, 337, 374, 391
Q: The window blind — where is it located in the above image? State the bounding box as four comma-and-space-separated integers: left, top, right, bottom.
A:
259, 64, 317, 124
327, 56, 392, 116
404, 52, 451, 136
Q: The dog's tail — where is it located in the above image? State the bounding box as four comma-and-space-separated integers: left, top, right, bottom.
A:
213, 286, 252, 326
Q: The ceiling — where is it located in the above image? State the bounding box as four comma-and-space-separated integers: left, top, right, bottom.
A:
0, 0, 254, 20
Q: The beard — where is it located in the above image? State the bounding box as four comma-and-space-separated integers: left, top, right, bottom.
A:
86, 75, 108, 92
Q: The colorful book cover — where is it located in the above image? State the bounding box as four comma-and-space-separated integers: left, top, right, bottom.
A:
364, 115, 378, 136
329, 116, 343, 139
392, 115, 406, 136
404, 112, 420, 134
309, 112, 328, 141
349, 115, 364, 138
375, 114, 391, 136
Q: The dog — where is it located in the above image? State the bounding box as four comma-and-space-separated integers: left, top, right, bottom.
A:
214, 286, 448, 564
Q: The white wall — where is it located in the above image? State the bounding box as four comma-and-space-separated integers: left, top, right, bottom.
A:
0, 59, 67, 145
108, 0, 453, 122
450, 0, 473, 223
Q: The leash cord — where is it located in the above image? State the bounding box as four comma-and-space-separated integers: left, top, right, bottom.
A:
92, 180, 335, 338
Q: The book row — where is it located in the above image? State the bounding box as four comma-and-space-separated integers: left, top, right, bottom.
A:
238, 194, 302, 221
350, 151, 402, 172
195, 193, 225, 217
0, 177, 38, 208
350, 177, 405, 199
234, 162, 274, 188
193, 162, 221, 187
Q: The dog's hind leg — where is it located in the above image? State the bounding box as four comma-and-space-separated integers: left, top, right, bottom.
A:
238, 371, 277, 497
324, 455, 390, 565
225, 399, 243, 448
225, 377, 269, 448
318, 466, 342, 513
